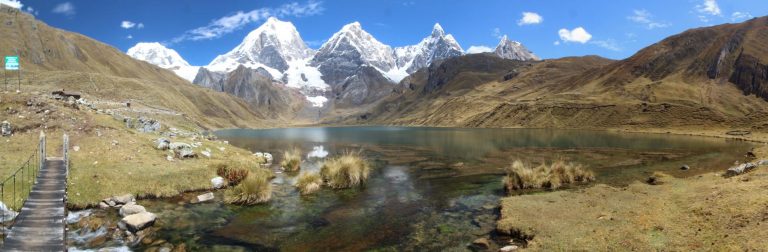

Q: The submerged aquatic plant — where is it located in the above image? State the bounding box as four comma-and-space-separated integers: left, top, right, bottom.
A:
504, 160, 595, 192
320, 151, 371, 189
296, 171, 323, 195
281, 148, 302, 172
224, 170, 273, 205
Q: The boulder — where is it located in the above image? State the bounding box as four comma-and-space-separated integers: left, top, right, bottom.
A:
1, 120, 11, 136
113, 194, 135, 204
499, 245, 519, 252
170, 142, 196, 158
119, 202, 147, 216
155, 138, 171, 150
680, 165, 690, 170
137, 117, 161, 133
472, 237, 490, 249
726, 162, 757, 176
121, 212, 157, 232
211, 176, 225, 189
201, 150, 211, 158
196, 192, 215, 203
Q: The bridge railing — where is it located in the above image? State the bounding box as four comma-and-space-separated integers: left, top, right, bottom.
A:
0, 131, 45, 239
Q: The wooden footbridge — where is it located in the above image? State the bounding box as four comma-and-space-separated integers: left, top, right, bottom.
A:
1, 132, 69, 251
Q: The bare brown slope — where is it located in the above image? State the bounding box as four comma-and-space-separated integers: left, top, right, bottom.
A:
0, 6, 272, 129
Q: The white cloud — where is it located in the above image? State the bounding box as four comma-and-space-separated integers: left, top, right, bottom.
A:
627, 9, 669, 29
121, 21, 136, 29
492, 27, 502, 39
52, 2, 75, 16
402, 1, 415, 6
731, 12, 753, 22
466, 45, 493, 54
126, 35, 133, 39
696, 0, 721, 17
172, 0, 323, 43
553, 41, 560, 46
591, 39, 621, 51
558, 27, 591, 44
137, 23, 144, 29
518, 12, 542, 26
0, 0, 22, 9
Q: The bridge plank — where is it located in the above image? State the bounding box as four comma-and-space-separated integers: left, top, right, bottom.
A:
2, 159, 67, 252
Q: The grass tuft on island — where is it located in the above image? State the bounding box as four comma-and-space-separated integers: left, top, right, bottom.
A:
320, 152, 371, 189
296, 172, 323, 195
281, 148, 302, 172
503, 160, 594, 192
224, 169, 273, 205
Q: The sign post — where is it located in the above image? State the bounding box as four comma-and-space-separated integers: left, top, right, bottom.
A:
4, 56, 20, 92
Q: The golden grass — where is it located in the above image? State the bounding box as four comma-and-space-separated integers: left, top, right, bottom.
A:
280, 148, 302, 172
213, 161, 250, 185
295, 172, 323, 195
224, 169, 273, 205
320, 152, 371, 189
503, 160, 594, 192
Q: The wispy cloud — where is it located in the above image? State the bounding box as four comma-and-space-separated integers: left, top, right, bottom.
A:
126, 35, 133, 39
627, 9, 669, 29
402, 1, 415, 7
305, 39, 326, 48
492, 27, 503, 39
467, 45, 493, 54
731, 12, 753, 22
171, 0, 323, 44
517, 12, 542, 26
52, 2, 75, 16
558, 27, 591, 44
695, 0, 720, 22
0, 0, 22, 9
121, 20, 144, 29
591, 39, 621, 51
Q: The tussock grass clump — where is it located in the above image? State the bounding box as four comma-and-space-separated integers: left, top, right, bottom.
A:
281, 148, 302, 172
296, 172, 323, 195
225, 170, 273, 205
212, 162, 250, 185
320, 152, 371, 189
504, 160, 595, 192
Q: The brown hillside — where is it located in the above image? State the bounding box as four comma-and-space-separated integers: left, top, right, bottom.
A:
0, 5, 273, 129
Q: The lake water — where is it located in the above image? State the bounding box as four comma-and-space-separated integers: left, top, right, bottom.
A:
74, 127, 754, 251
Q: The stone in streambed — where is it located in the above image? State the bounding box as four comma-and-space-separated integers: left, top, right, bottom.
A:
120, 202, 147, 216
121, 212, 157, 232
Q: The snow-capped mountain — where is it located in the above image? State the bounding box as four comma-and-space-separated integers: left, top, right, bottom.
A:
394, 23, 464, 74
205, 17, 329, 94
311, 22, 399, 81
494, 35, 539, 61
126, 42, 200, 82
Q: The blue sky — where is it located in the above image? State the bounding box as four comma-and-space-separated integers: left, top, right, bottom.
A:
5, 0, 768, 65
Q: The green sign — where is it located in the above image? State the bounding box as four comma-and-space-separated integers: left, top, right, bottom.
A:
5, 56, 19, 70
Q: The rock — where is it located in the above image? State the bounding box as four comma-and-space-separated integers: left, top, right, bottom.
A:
137, 117, 161, 133
499, 245, 518, 252
472, 237, 490, 248
201, 150, 211, 158
155, 138, 171, 150
73, 146, 80, 152
680, 164, 690, 170
111, 140, 119, 146
726, 162, 757, 176
211, 176, 225, 189
121, 212, 157, 232
758, 160, 768, 166
166, 155, 174, 161
107, 200, 117, 207
746, 150, 757, 159
120, 202, 147, 217
196, 192, 214, 203
99, 202, 109, 209
113, 194, 135, 204
1, 120, 12, 136
170, 142, 196, 158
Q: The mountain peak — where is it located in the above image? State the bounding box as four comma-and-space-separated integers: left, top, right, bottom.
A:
341, 21, 363, 33
494, 36, 538, 61
432, 23, 444, 37
127, 42, 190, 68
